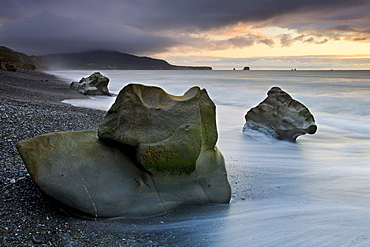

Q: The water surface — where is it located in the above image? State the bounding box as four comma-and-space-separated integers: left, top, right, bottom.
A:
50, 70, 370, 246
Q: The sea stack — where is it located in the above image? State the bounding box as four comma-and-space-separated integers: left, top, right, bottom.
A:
243, 86, 317, 142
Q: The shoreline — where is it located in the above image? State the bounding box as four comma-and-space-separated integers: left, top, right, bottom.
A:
0, 69, 90, 103
0, 70, 164, 246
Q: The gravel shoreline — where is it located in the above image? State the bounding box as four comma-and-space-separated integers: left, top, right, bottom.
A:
0, 70, 172, 246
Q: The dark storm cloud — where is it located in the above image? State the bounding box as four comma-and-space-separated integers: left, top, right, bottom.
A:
0, 0, 369, 55
0, 12, 178, 55
121, 0, 368, 30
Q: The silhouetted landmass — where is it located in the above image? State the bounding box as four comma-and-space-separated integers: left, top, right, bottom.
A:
41, 50, 212, 70
0, 46, 44, 71
0, 46, 212, 70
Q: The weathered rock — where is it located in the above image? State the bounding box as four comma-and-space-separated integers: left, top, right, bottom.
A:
16, 130, 164, 217
16, 84, 231, 218
70, 72, 111, 96
98, 84, 219, 175
243, 86, 317, 142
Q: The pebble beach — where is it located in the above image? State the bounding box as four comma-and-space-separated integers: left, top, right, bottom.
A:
4, 69, 370, 246
0, 70, 169, 246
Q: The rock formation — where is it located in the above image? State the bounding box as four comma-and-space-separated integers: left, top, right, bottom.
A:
243, 67, 250, 70
16, 84, 231, 218
243, 86, 317, 142
70, 72, 111, 96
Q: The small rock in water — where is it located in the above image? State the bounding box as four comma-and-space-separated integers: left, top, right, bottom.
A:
70, 72, 111, 96
243, 86, 317, 142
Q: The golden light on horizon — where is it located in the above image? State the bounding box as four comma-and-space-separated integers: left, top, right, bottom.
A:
154, 24, 370, 70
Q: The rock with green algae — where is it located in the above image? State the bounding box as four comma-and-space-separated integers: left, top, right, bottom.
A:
243, 86, 317, 142
16, 84, 231, 218
98, 83, 219, 175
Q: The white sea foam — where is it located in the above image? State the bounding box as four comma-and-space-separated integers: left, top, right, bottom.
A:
50, 69, 370, 246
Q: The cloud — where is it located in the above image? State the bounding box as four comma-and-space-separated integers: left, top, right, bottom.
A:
123, 0, 369, 31
228, 35, 275, 48
279, 33, 331, 47
186, 34, 275, 51
0, 12, 178, 55
0, 0, 369, 55
276, 1, 370, 42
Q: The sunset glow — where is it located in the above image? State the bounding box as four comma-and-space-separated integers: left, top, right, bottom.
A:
154, 23, 370, 70
1, 0, 369, 69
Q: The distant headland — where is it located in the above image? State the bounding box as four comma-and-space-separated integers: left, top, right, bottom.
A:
0, 46, 42, 71
0, 46, 212, 71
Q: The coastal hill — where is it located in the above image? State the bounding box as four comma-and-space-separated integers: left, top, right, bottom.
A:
0, 46, 44, 71
42, 50, 212, 70
0, 46, 212, 71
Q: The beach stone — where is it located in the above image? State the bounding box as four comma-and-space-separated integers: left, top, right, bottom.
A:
98, 84, 219, 175
98, 83, 230, 205
70, 72, 111, 96
243, 86, 317, 142
16, 84, 231, 218
16, 130, 165, 217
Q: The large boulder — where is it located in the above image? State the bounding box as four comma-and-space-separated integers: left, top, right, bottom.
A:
98, 84, 219, 175
98, 83, 230, 205
16, 84, 231, 218
16, 130, 164, 218
70, 72, 111, 96
243, 86, 317, 142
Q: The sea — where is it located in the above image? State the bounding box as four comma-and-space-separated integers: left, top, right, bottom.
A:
49, 70, 370, 246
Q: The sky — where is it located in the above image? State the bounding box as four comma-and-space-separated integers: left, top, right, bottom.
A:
1, 0, 370, 70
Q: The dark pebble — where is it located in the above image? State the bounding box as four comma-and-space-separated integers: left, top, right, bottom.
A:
32, 235, 44, 244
